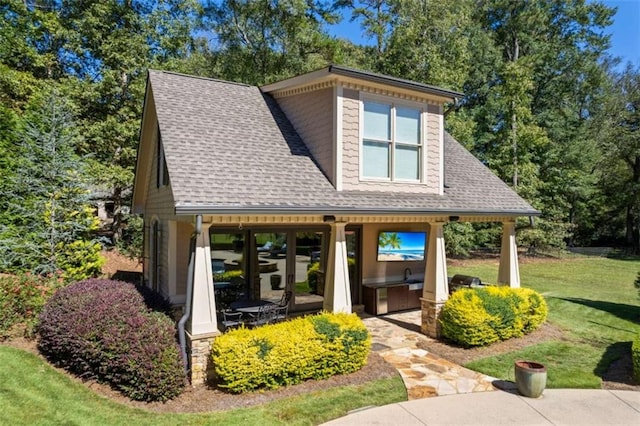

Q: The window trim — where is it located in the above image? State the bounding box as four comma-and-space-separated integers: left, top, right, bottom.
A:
359, 95, 425, 183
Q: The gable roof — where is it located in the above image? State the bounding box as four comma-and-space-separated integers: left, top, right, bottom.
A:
135, 70, 537, 217
261, 65, 464, 101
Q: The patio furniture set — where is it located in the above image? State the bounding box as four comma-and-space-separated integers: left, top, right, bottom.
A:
220, 291, 292, 331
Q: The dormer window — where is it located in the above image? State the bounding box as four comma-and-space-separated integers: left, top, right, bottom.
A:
362, 100, 422, 181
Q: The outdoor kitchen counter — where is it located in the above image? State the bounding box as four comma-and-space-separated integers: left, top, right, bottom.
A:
362, 281, 423, 315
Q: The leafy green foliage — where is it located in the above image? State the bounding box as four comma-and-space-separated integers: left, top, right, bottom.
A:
0, 93, 103, 279
0, 272, 65, 339
632, 334, 640, 383
212, 312, 370, 393
37, 279, 185, 402
440, 287, 548, 347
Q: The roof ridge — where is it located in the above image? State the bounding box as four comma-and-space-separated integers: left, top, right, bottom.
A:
149, 69, 253, 88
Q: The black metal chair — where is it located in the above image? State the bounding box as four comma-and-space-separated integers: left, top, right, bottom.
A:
221, 310, 244, 331
246, 304, 278, 327
274, 303, 289, 322
278, 290, 292, 307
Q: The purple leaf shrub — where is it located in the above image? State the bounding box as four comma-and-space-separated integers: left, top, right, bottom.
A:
37, 279, 185, 401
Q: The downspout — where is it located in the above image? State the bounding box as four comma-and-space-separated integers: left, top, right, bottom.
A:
178, 214, 202, 374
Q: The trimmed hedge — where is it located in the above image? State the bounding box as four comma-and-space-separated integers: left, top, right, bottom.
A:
633, 334, 640, 383
37, 279, 185, 401
212, 312, 370, 393
440, 286, 548, 347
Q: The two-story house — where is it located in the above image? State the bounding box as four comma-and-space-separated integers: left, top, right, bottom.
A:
132, 65, 538, 384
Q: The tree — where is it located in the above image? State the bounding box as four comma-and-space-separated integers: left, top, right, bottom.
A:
378, 232, 401, 250
199, 0, 345, 85
593, 64, 640, 253
0, 92, 103, 279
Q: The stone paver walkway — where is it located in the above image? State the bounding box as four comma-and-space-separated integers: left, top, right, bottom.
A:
360, 310, 496, 400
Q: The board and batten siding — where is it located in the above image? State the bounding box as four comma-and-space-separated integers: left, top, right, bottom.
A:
274, 88, 335, 184
143, 124, 176, 299
341, 88, 443, 194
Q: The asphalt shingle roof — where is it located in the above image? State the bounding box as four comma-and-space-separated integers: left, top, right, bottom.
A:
148, 70, 537, 216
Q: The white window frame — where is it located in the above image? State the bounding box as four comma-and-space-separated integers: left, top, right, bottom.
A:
359, 95, 425, 183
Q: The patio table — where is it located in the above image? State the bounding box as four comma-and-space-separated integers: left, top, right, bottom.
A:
230, 299, 275, 314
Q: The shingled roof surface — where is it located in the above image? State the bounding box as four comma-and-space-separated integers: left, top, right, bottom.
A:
148, 70, 537, 216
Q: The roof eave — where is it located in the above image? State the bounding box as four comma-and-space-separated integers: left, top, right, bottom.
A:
174, 205, 541, 217
260, 65, 464, 101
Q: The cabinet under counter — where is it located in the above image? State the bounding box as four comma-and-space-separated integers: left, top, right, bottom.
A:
362, 281, 423, 315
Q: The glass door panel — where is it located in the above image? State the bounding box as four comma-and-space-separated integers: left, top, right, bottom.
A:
346, 227, 360, 304
291, 231, 324, 311
252, 231, 288, 303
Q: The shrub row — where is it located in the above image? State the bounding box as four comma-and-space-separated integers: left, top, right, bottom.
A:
633, 334, 640, 383
440, 286, 548, 347
0, 272, 65, 339
212, 311, 370, 393
37, 279, 185, 401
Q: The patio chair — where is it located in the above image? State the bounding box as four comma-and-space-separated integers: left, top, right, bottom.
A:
274, 303, 289, 322
245, 304, 278, 327
257, 241, 273, 253
278, 290, 292, 307
221, 310, 244, 331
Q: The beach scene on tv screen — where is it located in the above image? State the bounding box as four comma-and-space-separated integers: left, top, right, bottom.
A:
377, 231, 426, 261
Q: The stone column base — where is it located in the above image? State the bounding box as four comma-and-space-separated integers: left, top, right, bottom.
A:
187, 331, 219, 386
420, 298, 445, 338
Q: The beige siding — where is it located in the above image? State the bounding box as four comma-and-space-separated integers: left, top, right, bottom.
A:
361, 223, 428, 284
275, 88, 335, 183
142, 121, 178, 293
341, 88, 443, 194
342, 89, 360, 190
425, 104, 442, 190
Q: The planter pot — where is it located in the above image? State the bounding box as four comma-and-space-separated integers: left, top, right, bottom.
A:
270, 274, 282, 290
514, 360, 547, 398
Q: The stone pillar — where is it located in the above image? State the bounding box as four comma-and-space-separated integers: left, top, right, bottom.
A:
189, 223, 219, 335
498, 221, 520, 288
421, 222, 449, 337
187, 333, 217, 386
323, 222, 352, 313
421, 298, 446, 338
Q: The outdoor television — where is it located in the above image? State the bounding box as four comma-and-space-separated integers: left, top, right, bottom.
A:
377, 231, 426, 262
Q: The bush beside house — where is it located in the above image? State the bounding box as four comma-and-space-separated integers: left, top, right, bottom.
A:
440, 287, 548, 347
37, 279, 185, 402
0, 272, 65, 339
212, 312, 371, 393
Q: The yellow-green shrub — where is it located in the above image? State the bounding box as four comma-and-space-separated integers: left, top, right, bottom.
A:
440, 287, 547, 347
211, 312, 370, 393
439, 290, 501, 347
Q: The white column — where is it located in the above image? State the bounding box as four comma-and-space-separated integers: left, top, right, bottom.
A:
189, 223, 218, 335
421, 222, 449, 337
498, 221, 520, 288
423, 222, 449, 303
323, 222, 352, 313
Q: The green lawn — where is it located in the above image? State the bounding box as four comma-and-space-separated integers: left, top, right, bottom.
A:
0, 345, 405, 425
450, 254, 640, 388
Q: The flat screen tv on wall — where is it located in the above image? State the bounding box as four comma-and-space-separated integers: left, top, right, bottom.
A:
377, 231, 426, 262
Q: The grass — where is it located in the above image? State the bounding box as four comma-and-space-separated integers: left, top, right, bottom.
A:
450, 254, 640, 388
0, 345, 406, 425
